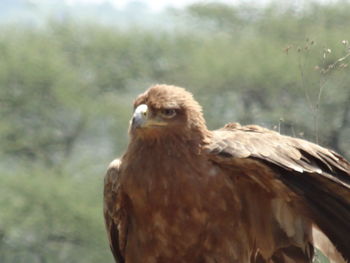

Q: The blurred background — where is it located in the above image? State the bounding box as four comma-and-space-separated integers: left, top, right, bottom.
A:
0, 0, 349, 262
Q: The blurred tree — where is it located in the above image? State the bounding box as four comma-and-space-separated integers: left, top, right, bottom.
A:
185, 1, 350, 157
0, 167, 113, 263
0, 26, 88, 165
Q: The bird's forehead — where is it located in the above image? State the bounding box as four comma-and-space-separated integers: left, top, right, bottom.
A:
134, 92, 181, 110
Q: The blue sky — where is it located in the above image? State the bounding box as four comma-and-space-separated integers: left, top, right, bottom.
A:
63, 0, 256, 11
25, 0, 337, 13
62, 0, 337, 11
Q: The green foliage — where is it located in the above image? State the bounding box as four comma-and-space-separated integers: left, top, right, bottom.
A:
0, 167, 112, 262
314, 249, 330, 263
185, 1, 350, 156
0, 26, 87, 165
0, 1, 349, 262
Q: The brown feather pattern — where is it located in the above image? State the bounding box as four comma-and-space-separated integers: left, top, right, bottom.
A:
104, 85, 350, 263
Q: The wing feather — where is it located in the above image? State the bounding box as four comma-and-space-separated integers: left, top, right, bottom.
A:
104, 159, 127, 263
206, 123, 350, 261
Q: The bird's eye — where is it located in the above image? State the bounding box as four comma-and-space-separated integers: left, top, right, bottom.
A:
160, 109, 177, 118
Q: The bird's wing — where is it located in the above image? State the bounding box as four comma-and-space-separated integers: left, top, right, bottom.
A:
103, 159, 127, 263
205, 123, 350, 261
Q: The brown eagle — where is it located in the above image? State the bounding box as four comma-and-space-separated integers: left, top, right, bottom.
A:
104, 84, 350, 263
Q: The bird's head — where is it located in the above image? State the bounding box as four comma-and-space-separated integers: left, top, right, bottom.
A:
129, 85, 208, 141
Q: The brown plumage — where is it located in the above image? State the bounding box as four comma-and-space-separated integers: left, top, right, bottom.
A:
103, 84, 350, 263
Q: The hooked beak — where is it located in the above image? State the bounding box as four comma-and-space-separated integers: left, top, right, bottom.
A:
131, 104, 148, 129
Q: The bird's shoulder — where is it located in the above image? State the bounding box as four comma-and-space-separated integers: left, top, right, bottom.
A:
206, 122, 350, 177
220, 122, 277, 134
104, 158, 123, 219
104, 159, 122, 186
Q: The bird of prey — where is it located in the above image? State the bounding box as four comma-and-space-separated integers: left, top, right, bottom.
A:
104, 84, 350, 263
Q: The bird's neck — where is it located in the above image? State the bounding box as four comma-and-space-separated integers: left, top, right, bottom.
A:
129, 134, 202, 158
122, 130, 212, 177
